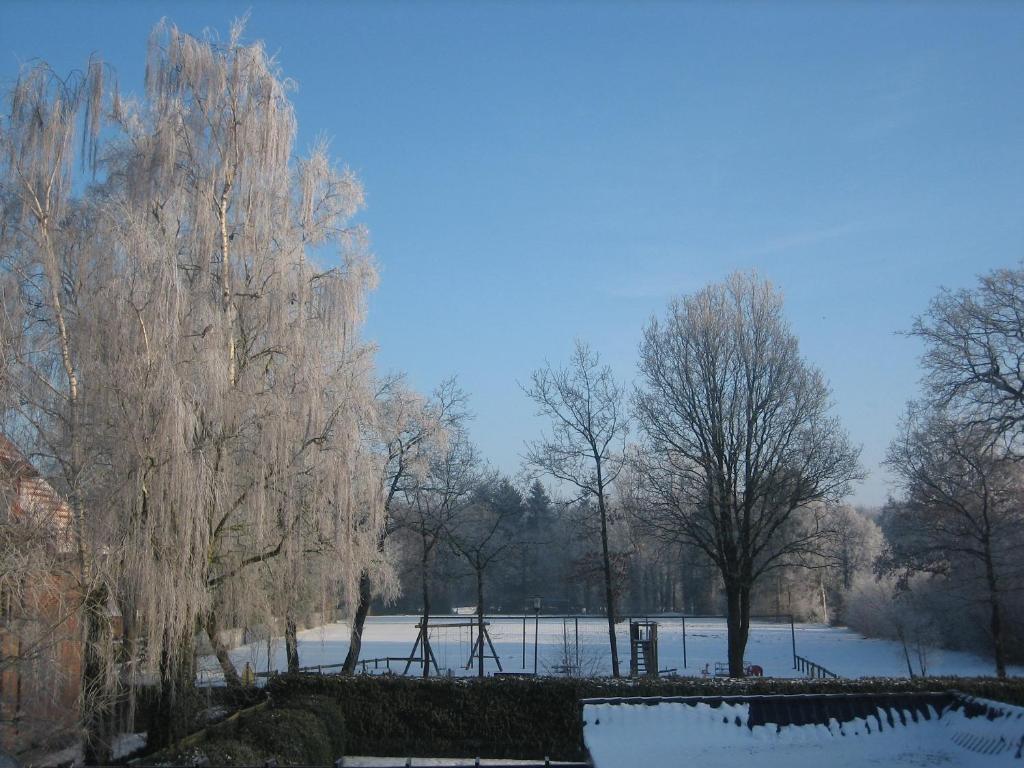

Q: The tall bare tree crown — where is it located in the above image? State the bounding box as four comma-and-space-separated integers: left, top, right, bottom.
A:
634, 271, 862, 579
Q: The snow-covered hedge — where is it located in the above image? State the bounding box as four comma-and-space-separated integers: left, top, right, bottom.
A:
265, 674, 1024, 761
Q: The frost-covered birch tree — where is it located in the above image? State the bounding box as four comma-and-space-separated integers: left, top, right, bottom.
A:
2, 18, 388, 748
0, 57, 119, 761
96, 17, 383, 715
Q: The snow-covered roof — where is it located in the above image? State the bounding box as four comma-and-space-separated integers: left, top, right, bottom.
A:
582, 693, 1024, 767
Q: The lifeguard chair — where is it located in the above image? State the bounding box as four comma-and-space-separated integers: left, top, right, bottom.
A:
629, 620, 659, 677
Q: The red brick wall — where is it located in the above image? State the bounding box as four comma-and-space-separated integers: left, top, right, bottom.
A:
0, 572, 82, 756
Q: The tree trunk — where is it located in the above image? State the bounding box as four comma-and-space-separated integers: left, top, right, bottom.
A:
819, 575, 829, 625
421, 546, 431, 678
725, 580, 750, 677
285, 613, 300, 674
342, 571, 373, 674
218, 188, 237, 384
983, 548, 1007, 678
595, 474, 620, 678
151, 640, 196, 749
205, 609, 241, 687
897, 625, 915, 678
740, 583, 751, 667
152, 650, 178, 749
81, 584, 112, 765
41, 228, 105, 758
476, 567, 485, 678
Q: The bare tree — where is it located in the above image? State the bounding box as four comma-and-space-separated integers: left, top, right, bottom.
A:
524, 340, 627, 677
634, 272, 862, 676
910, 267, 1024, 444
393, 418, 479, 676
883, 404, 1024, 677
446, 475, 524, 677
342, 377, 465, 673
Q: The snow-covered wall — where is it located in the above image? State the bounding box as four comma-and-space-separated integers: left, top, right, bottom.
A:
582, 693, 1024, 767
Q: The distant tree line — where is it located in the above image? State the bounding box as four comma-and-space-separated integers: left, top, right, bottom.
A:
380, 268, 1024, 681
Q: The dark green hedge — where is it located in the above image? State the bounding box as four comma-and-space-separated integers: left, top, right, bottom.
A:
143, 693, 344, 766
130, 682, 266, 750
265, 674, 1024, 761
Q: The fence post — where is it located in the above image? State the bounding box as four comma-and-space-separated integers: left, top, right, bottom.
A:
522, 614, 526, 670
681, 615, 687, 669
575, 617, 579, 672
533, 605, 540, 674
790, 614, 797, 670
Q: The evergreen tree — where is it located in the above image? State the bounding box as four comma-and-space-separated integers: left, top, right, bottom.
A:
525, 480, 553, 531
523, 480, 554, 606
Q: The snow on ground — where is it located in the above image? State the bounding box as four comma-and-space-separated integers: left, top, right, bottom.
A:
583, 698, 1024, 767
36, 731, 147, 767
198, 615, 1022, 683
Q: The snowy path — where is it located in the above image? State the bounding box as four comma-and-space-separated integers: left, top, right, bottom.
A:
198, 615, 1021, 682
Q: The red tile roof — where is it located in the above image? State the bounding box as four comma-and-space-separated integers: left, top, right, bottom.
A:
0, 434, 75, 553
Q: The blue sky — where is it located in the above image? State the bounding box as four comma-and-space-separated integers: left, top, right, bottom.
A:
3, 1, 1022, 506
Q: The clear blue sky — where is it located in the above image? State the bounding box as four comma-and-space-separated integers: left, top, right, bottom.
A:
3, 1, 1023, 506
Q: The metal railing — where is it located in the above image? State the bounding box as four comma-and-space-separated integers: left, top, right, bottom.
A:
793, 654, 838, 679
354, 656, 420, 673
253, 657, 419, 678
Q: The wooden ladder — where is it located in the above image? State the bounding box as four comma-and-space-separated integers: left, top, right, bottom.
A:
636, 641, 649, 674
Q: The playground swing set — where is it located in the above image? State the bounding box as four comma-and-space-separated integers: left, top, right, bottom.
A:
402, 618, 503, 676
405, 617, 677, 678
394, 616, 765, 679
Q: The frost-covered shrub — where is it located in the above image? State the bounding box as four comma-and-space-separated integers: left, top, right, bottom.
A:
843, 574, 942, 676
844, 570, 1023, 673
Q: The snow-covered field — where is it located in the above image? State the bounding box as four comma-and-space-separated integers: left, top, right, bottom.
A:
198, 615, 1021, 682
